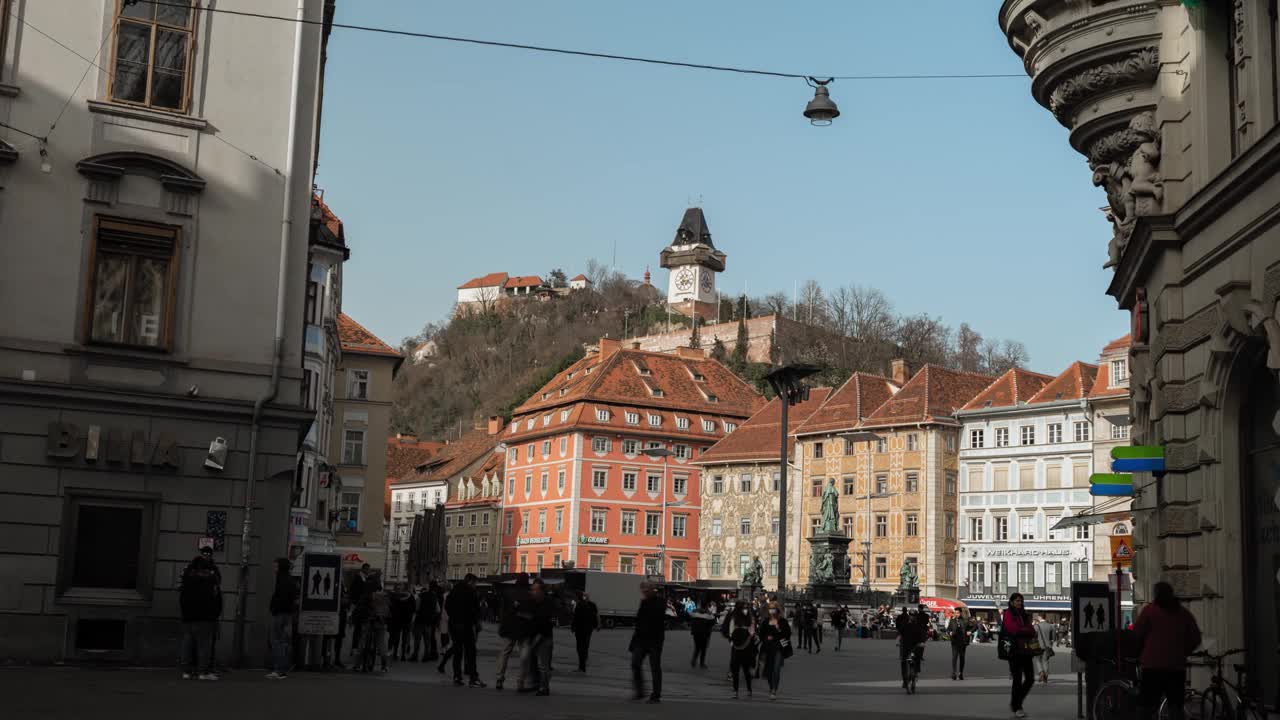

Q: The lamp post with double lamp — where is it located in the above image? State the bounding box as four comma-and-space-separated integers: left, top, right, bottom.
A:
764, 364, 820, 592
838, 431, 893, 593
642, 447, 686, 579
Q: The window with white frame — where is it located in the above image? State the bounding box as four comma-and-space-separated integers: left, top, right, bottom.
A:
1047, 423, 1063, 443
945, 513, 956, 538
1020, 516, 1036, 540
724, 422, 737, 433
537, 510, 546, 533
622, 471, 637, 492
1070, 561, 1089, 583
1111, 358, 1128, 384
711, 476, 724, 493
1016, 561, 1034, 589
970, 516, 984, 540
623, 439, 639, 455
592, 469, 607, 490
904, 472, 918, 493
1074, 421, 1091, 442
676, 417, 689, 430
541, 441, 551, 457
554, 507, 563, 532
590, 508, 607, 533
589, 554, 605, 571
876, 437, 887, 453
540, 471, 549, 494
996, 516, 1009, 541
596, 408, 610, 422
338, 491, 361, 531
946, 434, 957, 453
1020, 425, 1035, 445
1075, 524, 1091, 540
995, 427, 1009, 447
670, 559, 686, 581
621, 510, 636, 534
905, 513, 919, 536
559, 437, 568, 454
710, 555, 722, 576
648, 413, 661, 426
467, 536, 476, 553
1045, 562, 1063, 594
527, 444, 534, 460
560, 409, 570, 422
1111, 422, 1130, 440
645, 512, 661, 536
739, 473, 753, 493
968, 562, 985, 588
504, 512, 513, 534
342, 430, 366, 465
625, 411, 639, 425
711, 517, 721, 536
646, 474, 661, 493
557, 468, 566, 492
592, 437, 610, 453
907, 434, 918, 451
620, 556, 636, 574
347, 369, 370, 400
524, 473, 532, 495
702, 419, 716, 432
740, 517, 752, 535
970, 428, 984, 448
672, 515, 687, 538
673, 444, 691, 460
508, 447, 517, 464
673, 476, 687, 495
875, 514, 887, 537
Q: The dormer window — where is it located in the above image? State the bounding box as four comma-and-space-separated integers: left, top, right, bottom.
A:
541, 393, 549, 400
510, 423, 517, 434
585, 366, 594, 375
676, 417, 689, 430
596, 408, 610, 422
559, 388, 568, 396
625, 412, 640, 425
1110, 358, 1129, 385
650, 387, 664, 398
701, 388, 719, 403
633, 359, 652, 376
560, 409, 570, 422
687, 367, 706, 382
724, 421, 738, 433
702, 419, 716, 432
542, 413, 551, 426
566, 371, 575, 380
648, 413, 661, 427
525, 418, 534, 430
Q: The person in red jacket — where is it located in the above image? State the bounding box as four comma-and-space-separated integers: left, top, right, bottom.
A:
1002, 593, 1037, 718
1134, 582, 1202, 720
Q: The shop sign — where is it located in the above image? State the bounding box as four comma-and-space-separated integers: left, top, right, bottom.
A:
46, 422, 181, 468
517, 536, 551, 546
981, 547, 1074, 559
578, 535, 609, 545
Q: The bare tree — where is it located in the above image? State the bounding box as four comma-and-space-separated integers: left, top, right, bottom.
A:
953, 323, 984, 372
895, 314, 952, 369
849, 286, 895, 342
828, 286, 855, 337
798, 279, 828, 326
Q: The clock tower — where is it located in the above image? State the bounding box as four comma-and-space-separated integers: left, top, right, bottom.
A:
659, 207, 726, 320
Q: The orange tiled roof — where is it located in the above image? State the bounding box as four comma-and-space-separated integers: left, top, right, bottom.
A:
458, 272, 509, 290
512, 345, 764, 421
1089, 334, 1132, 399
794, 372, 898, 436
699, 388, 832, 464
1026, 362, 1099, 404
861, 365, 995, 428
960, 368, 1057, 411
338, 313, 402, 358
570, 274, 589, 282
504, 275, 544, 289
1102, 334, 1132, 354
312, 193, 343, 239
395, 428, 502, 485
386, 437, 446, 481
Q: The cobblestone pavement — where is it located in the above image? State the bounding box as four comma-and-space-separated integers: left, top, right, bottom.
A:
2, 625, 1082, 720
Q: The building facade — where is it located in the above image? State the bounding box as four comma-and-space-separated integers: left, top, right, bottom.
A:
0, 0, 330, 663
999, 1, 1280, 693
1087, 335, 1134, 582
330, 314, 401, 573
956, 365, 1098, 617
442, 454, 503, 580
501, 339, 763, 579
793, 363, 994, 598
696, 389, 831, 591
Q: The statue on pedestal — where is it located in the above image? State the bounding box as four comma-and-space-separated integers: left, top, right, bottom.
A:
741, 555, 764, 588
898, 559, 919, 589
820, 478, 840, 534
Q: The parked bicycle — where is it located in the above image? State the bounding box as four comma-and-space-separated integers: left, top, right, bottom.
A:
1162, 648, 1264, 720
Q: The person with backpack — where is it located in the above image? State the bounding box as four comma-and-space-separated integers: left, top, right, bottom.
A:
179, 550, 222, 680
722, 600, 756, 699
1134, 581, 1202, 720
1000, 593, 1038, 718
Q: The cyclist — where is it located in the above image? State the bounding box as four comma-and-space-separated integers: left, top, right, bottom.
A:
1133, 581, 1202, 720
896, 606, 927, 689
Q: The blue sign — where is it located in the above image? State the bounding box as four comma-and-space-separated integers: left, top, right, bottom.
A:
1090, 484, 1134, 497
1111, 457, 1165, 473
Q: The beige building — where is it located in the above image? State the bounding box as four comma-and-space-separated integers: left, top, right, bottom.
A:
331, 314, 402, 572
1087, 335, 1134, 582
443, 452, 504, 580
695, 389, 831, 591
999, 0, 1280, 694
793, 363, 994, 598
0, 0, 331, 663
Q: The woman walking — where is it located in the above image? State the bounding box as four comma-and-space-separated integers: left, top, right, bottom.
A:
723, 600, 756, 699
1133, 581, 1201, 720
758, 601, 792, 701
1001, 593, 1037, 718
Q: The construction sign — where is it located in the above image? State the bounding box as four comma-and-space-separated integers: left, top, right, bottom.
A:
1110, 535, 1135, 568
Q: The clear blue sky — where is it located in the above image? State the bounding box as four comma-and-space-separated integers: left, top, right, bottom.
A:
315, 0, 1126, 373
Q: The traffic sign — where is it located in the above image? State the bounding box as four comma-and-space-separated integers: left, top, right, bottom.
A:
1089, 473, 1133, 485
298, 552, 341, 636
1090, 483, 1134, 497
1111, 457, 1165, 473
1111, 446, 1164, 460
1110, 536, 1134, 567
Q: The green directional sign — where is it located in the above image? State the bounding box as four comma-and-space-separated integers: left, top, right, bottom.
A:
1111, 446, 1164, 460
1090, 473, 1134, 485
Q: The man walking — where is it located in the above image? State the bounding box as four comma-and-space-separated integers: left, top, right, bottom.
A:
446, 573, 485, 687
495, 574, 529, 690
525, 579, 556, 695
630, 581, 665, 704
179, 549, 222, 680
348, 563, 372, 659
830, 605, 848, 651
689, 601, 716, 668
266, 558, 298, 680
412, 583, 440, 661
571, 591, 600, 672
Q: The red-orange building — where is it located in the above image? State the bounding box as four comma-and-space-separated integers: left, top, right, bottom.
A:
500, 338, 764, 579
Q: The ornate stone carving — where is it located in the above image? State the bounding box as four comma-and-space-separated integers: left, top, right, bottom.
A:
1091, 112, 1164, 267
1048, 47, 1160, 124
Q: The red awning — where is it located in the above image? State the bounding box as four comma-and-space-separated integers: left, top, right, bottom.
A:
920, 597, 966, 613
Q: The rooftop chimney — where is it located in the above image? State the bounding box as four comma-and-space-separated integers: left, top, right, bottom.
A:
599, 337, 622, 360
891, 358, 910, 386
675, 346, 706, 360
631, 341, 641, 350
488, 416, 504, 435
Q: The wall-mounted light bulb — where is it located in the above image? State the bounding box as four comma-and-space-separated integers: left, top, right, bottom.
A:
39, 146, 52, 174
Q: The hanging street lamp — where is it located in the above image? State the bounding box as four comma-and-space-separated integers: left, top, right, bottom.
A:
803, 77, 840, 126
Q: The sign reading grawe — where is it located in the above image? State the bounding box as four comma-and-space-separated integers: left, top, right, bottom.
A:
46, 422, 180, 468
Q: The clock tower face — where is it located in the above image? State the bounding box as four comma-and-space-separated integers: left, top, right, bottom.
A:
675, 267, 695, 293
699, 269, 714, 294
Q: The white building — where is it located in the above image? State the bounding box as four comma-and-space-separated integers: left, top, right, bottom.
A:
956, 364, 1102, 619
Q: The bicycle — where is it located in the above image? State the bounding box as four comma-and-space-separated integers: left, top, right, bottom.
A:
1162, 648, 1265, 720
1093, 657, 1143, 720
903, 642, 924, 694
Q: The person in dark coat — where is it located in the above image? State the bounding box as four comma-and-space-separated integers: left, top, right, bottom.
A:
523, 579, 556, 695
266, 558, 298, 679
445, 573, 485, 687
347, 563, 372, 659
412, 583, 440, 661
630, 581, 665, 703
495, 574, 530, 690
388, 588, 415, 661
571, 591, 600, 672
688, 601, 716, 668
179, 552, 222, 680
1134, 582, 1202, 720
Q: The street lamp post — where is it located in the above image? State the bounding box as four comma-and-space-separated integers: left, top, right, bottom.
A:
643, 447, 679, 579
765, 364, 820, 593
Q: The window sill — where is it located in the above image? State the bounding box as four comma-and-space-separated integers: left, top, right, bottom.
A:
64, 343, 188, 367
57, 588, 151, 607
87, 99, 209, 131
0, 83, 20, 98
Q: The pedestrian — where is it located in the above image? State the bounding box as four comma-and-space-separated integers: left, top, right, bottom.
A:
571, 591, 600, 672
723, 601, 756, 700
348, 563, 372, 659
178, 549, 222, 680
629, 581, 665, 704
948, 609, 971, 680
524, 579, 555, 696
388, 586, 413, 661
495, 574, 530, 690
366, 582, 391, 673
758, 600, 792, 701
1001, 592, 1038, 718
412, 583, 440, 661
896, 606, 926, 689
266, 557, 297, 680
436, 582, 455, 674
1134, 581, 1202, 720
445, 573, 485, 687
326, 587, 347, 670
830, 605, 848, 651
689, 601, 716, 668
1033, 614, 1057, 683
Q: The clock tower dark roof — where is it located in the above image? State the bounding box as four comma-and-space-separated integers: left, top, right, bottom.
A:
659, 207, 727, 272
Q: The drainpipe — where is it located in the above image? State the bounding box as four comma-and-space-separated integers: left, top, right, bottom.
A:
231, 0, 308, 667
